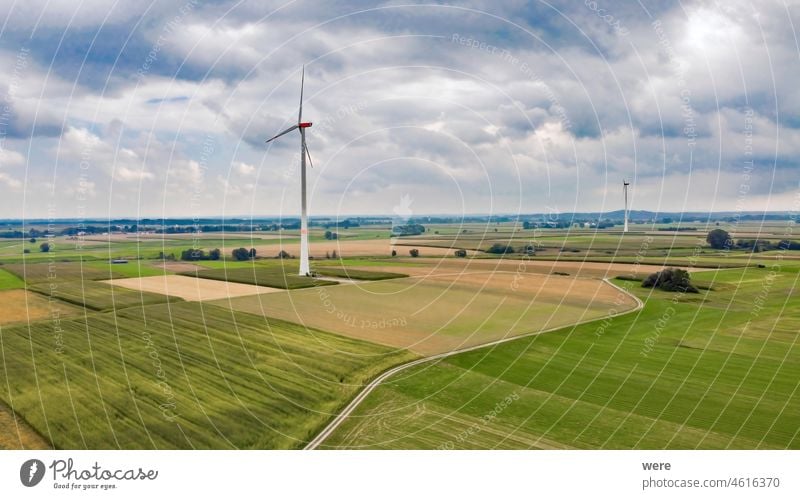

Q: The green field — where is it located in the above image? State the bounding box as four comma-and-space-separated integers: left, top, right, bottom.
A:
0, 301, 415, 449
1, 220, 798, 450
0, 268, 24, 290
4, 261, 125, 283
84, 260, 169, 278
183, 266, 338, 290
27, 280, 179, 311
322, 265, 800, 449
3, 262, 178, 311
312, 265, 408, 281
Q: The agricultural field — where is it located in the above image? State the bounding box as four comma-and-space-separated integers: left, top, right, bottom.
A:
312, 264, 408, 281
105, 275, 286, 301
398, 221, 799, 268
184, 265, 339, 290
0, 268, 24, 290
259, 238, 478, 258
216, 271, 638, 355
27, 280, 179, 311
0, 289, 83, 325
321, 264, 800, 449
0, 400, 50, 450
0, 219, 798, 451
0, 301, 415, 449
336, 257, 711, 280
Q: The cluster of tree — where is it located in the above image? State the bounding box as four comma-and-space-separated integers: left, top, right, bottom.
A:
231, 247, 257, 261
642, 268, 698, 293
159, 224, 291, 234
391, 224, 426, 236
486, 243, 515, 254
454, 249, 467, 257
734, 239, 773, 252
324, 250, 339, 259
778, 240, 800, 250
522, 220, 572, 229
180, 248, 222, 261
277, 250, 292, 259
707, 229, 800, 252
324, 231, 338, 240
60, 226, 107, 236
409, 249, 420, 257
483, 243, 537, 255
657, 227, 698, 232
0, 228, 54, 239
322, 219, 360, 229
735, 239, 800, 252
158, 252, 176, 261
0, 231, 25, 238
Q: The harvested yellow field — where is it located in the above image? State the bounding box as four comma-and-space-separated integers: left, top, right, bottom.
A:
104, 275, 284, 301
0, 401, 50, 449
0, 289, 81, 325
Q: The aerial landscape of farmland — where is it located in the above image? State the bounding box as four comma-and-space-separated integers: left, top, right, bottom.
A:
0, 219, 796, 452
1, 0, 798, 496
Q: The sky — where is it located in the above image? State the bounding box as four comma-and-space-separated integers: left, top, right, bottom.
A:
0, 0, 798, 219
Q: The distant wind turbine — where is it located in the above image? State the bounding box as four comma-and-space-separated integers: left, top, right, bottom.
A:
623, 179, 630, 233
266, 66, 314, 276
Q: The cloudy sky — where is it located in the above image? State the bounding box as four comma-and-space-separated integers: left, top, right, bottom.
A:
0, 0, 798, 219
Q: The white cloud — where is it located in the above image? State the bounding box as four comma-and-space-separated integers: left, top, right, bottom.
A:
0, 0, 797, 217
233, 161, 256, 176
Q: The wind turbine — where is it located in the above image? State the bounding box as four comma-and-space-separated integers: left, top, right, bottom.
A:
266, 66, 314, 276
623, 179, 630, 233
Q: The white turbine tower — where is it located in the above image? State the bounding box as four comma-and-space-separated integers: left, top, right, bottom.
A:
623, 179, 630, 233
266, 67, 314, 276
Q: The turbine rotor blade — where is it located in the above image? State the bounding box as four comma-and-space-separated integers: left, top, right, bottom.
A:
265, 124, 299, 143
298, 65, 305, 123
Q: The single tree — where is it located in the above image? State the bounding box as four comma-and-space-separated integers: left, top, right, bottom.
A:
409, 248, 420, 257
232, 247, 250, 261
39, 242, 50, 253
706, 229, 732, 250
454, 249, 467, 257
